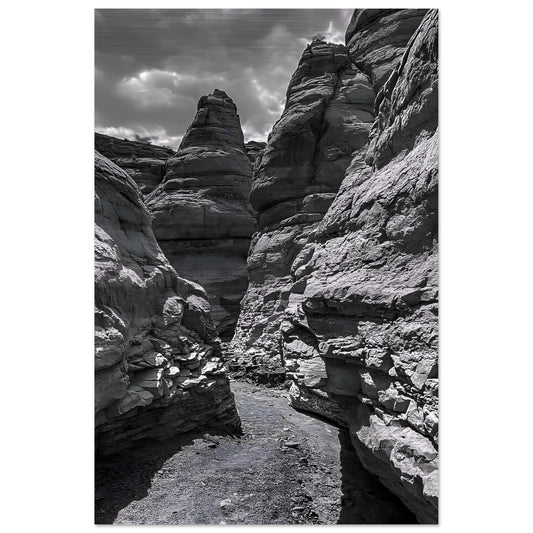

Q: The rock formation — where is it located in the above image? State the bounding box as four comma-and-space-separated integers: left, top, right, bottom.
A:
230, 8, 438, 523
95, 150, 240, 456
230, 39, 375, 396
244, 140, 266, 166
95, 132, 174, 195
94, 7, 438, 523
147, 90, 255, 340
345, 9, 429, 92
292, 11, 438, 522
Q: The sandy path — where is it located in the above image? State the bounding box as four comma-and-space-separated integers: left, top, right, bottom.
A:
95, 379, 347, 524
95, 379, 414, 524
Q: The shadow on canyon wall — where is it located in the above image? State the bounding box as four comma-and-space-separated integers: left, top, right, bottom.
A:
337, 428, 417, 524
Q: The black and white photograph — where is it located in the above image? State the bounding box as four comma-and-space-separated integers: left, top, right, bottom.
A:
94, 7, 438, 525
6, 2, 533, 531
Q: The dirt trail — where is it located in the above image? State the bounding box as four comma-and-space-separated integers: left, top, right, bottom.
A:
95, 379, 414, 524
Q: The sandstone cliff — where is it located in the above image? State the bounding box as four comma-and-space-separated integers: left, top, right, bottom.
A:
95, 132, 174, 195
345, 9, 429, 93
244, 140, 266, 166
230, 9, 438, 523
230, 40, 375, 397
95, 150, 240, 455
147, 90, 255, 340
290, 10, 438, 522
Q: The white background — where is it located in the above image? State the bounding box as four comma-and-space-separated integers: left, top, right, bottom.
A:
1, 1, 531, 531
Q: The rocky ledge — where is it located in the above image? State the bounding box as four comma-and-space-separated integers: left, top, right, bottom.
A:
95, 150, 240, 456
95, 132, 175, 195
147, 90, 256, 340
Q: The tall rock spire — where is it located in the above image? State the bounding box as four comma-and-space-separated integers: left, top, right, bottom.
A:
147, 89, 256, 339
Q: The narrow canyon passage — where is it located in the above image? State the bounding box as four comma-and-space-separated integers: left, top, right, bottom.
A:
95, 380, 414, 524
95, 9, 439, 524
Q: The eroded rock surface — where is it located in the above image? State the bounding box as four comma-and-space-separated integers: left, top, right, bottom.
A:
95, 133, 174, 195
244, 140, 266, 166
230, 9, 438, 524
95, 150, 240, 456
345, 9, 429, 92
230, 40, 375, 401
293, 11, 438, 523
147, 90, 255, 340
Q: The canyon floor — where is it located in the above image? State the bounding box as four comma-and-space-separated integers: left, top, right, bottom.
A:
96, 379, 411, 525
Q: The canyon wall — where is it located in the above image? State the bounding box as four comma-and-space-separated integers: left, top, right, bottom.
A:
95, 132, 174, 195
345, 9, 430, 93
230, 40, 375, 398
94, 8, 438, 521
230, 8, 438, 523
95, 151, 240, 456
292, 10, 438, 523
244, 140, 266, 166
147, 90, 255, 340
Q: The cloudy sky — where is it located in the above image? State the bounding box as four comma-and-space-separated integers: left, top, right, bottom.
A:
95, 9, 352, 148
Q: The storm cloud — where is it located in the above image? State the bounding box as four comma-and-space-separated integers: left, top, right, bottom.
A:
95, 9, 352, 148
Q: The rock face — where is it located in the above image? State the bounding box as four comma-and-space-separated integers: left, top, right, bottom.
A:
231, 9, 438, 524
95, 133, 174, 195
230, 40, 375, 397
244, 140, 266, 166
345, 9, 429, 92
147, 90, 255, 340
95, 150, 240, 456
293, 11, 438, 523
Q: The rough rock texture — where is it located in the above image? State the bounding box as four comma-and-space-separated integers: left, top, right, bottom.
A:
231, 9, 438, 524
147, 90, 255, 340
289, 11, 439, 522
95, 133, 174, 195
95, 150, 240, 456
230, 40, 375, 398
244, 140, 266, 166
345, 9, 429, 93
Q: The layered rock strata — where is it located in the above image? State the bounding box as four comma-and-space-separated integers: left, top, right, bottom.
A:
95, 151, 240, 456
230, 40, 375, 397
289, 11, 438, 522
147, 90, 255, 340
244, 140, 266, 166
231, 8, 438, 523
95, 132, 174, 195
345, 9, 429, 93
